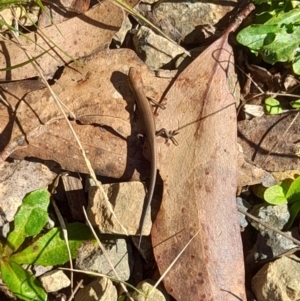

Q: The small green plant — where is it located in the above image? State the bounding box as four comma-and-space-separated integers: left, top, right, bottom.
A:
0, 188, 93, 301
264, 97, 283, 114
237, 1, 300, 74
290, 99, 300, 109
264, 176, 300, 229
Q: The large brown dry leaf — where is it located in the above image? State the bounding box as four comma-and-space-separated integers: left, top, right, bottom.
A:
150, 6, 255, 300
0, 1, 123, 80
0, 54, 261, 188
38, 0, 91, 28
0, 49, 170, 180
238, 112, 300, 172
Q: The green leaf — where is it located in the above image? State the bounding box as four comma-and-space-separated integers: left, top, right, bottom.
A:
290, 99, 300, 109
11, 223, 94, 266
264, 97, 282, 114
285, 201, 300, 230
286, 176, 300, 204
265, 8, 300, 26
236, 24, 281, 54
4, 189, 50, 256
293, 57, 300, 75
260, 26, 300, 64
1, 260, 47, 301
236, 7, 300, 70
264, 182, 289, 205
118, 295, 126, 301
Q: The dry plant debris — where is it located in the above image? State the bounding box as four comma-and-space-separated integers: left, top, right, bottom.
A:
1, 1, 300, 301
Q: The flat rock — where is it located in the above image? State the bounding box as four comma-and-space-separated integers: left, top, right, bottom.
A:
39, 270, 70, 293
252, 255, 300, 301
132, 279, 170, 301
87, 182, 153, 236
133, 26, 186, 70
76, 239, 133, 281
75, 277, 117, 301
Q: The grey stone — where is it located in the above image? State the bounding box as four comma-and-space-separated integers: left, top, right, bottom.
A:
152, 0, 237, 45
133, 26, 186, 70
76, 239, 133, 281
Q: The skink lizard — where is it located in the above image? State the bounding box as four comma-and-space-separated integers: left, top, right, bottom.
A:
128, 67, 177, 248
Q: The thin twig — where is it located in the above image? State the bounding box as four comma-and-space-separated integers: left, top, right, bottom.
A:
50, 173, 74, 291
67, 279, 83, 301
238, 208, 300, 246
83, 208, 134, 301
